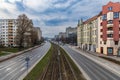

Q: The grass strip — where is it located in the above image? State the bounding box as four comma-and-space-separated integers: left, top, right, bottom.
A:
0, 48, 19, 56
99, 56, 120, 65
23, 44, 52, 80
0, 48, 28, 56
60, 47, 86, 80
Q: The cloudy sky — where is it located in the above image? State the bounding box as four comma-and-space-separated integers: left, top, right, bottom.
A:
0, 0, 120, 38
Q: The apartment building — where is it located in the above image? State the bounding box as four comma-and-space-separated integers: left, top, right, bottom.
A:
77, 1, 120, 55
96, 2, 120, 55
0, 19, 42, 47
0, 19, 17, 47
77, 14, 100, 52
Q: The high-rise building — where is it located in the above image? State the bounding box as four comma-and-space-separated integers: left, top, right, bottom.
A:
0, 19, 17, 47
0, 19, 42, 47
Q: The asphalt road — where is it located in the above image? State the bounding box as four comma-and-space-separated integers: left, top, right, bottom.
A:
0, 42, 51, 80
63, 45, 120, 80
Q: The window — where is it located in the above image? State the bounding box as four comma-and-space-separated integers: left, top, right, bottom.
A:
100, 35, 103, 38
107, 27, 113, 30
108, 7, 112, 11
115, 41, 118, 45
100, 22, 102, 26
102, 14, 107, 20
107, 47, 113, 54
107, 34, 113, 38
107, 20, 113, 24
114, 12, 119, 18
104, 41, 106, 45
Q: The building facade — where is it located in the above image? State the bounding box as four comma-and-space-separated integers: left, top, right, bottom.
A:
77, 14, 100, 52
77, 20, 83, 48
0, 19, 17, 47
66, 27, 77, 38
58, 32, 66, 39
96, 2, 120, 55
0, 19, 42, 47
77, 1, 120, 55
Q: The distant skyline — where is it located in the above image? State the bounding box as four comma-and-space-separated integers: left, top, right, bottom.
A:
0, 0, 120, 38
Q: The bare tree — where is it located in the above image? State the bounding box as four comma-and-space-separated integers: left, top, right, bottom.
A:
16, 14, 33, 49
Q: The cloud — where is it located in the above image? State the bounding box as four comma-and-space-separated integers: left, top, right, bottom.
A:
0, 0, 120, 37
23, 0, 54, 12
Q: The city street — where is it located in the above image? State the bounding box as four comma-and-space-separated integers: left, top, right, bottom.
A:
0, 42, 51, 80
63, 45, 120, 80
1, 0, 120, 80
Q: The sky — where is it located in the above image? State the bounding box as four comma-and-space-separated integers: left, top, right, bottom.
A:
0, 0, 120, 38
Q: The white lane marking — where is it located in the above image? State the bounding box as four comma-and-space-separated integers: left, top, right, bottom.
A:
20, 67, 26, 71
0, 61, 17, 70
1, 63, 25, 80
6, 68, 11, 71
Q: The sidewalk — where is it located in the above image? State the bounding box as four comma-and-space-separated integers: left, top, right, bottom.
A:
82, 49, 120, 62
68, 46, 120, 77
72, 46, 120, 62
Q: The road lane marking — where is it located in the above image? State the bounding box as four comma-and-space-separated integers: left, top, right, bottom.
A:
1, 63, 26, 80
20, 67, 26, 71
6, 68, 11, 71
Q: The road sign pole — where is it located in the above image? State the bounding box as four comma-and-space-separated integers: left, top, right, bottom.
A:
25, 57, 30, 74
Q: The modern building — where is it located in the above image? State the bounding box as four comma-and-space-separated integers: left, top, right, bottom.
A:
96, 2, 120, 55
66, 27, 77, 38
54, 35, 59, 41
58, 32, 66, 39
0, 19, 17, 47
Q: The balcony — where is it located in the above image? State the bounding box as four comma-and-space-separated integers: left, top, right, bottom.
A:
8, 42, 14, 44
8, 30, 13, 32
107, 31, 113, 34
8, 27, 13, 29
107, 24, 113, 28
8, 24, 13, 26
8, 36, 13, 39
